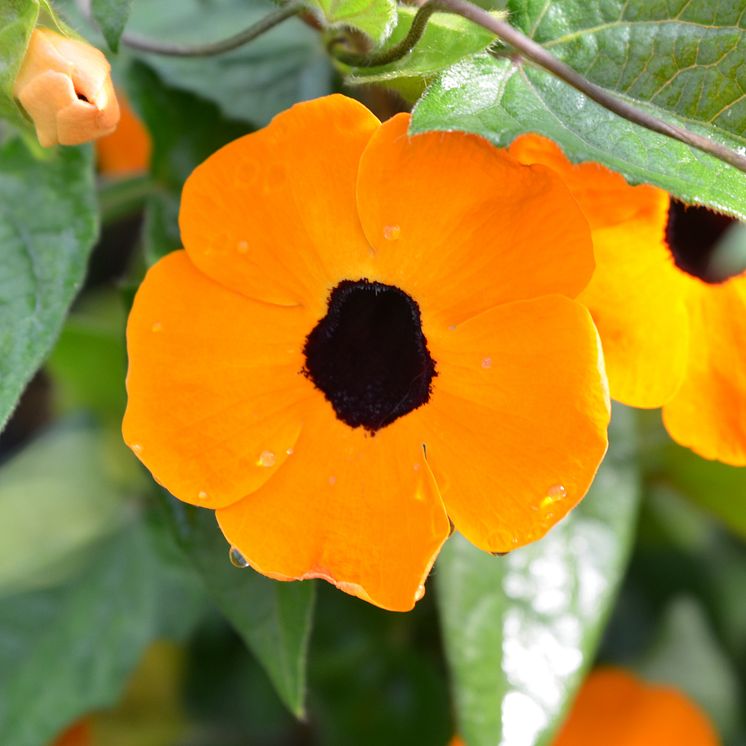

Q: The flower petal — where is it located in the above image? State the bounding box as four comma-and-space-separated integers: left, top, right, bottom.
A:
417, 295, 610, 553
356, 115, 595, 324
663, 275, 746, 465
216, 405, 450, 611
509, 134, 689, 408
123, 250, 316, 508
179, 94, 380, 312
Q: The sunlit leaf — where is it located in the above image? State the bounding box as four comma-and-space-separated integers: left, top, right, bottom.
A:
164, 497, 315, 718
307, 0, 397, 43
0, 139, 97, 432
91, 0, 133, 51
436, 407, 640, 746
342, 6, 498, 100
508, 0, 746, 151
412, 54, 746, 219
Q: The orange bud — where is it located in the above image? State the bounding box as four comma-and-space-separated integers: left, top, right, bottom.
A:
13, 27, 120, 148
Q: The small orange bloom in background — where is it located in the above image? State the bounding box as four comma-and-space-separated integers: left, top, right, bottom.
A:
450, 668, 718, 746
511, 135, 746, 466
553, 668, 719, 746
123, 94, 610, 611
13, 27, 119, 148
51, 719, 91, 746
96, 93, 151, 176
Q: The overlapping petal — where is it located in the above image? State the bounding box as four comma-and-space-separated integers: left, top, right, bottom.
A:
663, 276, 746, 465
179, 95, 379, 313
509, 134, 689, 408
357, 116, 595, 326
217, 405, 450, 611
123, 251, 316, 508
415, 295, 610, 553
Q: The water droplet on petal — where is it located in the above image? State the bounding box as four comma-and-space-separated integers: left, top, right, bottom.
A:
151, 322, 163, 333
197, 490, 208, 501
286, 447, 294, 456
383, 225, 401, 240
413, 463, 421, 471
447, 324, 457, 332
481, 356, 492, 369
328, 475, 337, 486
257, 450, 276, 467
547, 483, 567, 499
236, 240, 249, 254
131, 443, 143, 454
229, 546, 250, 568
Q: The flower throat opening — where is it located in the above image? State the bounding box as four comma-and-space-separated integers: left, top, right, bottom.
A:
303, 279, 436, 434
665, 199, 740, 283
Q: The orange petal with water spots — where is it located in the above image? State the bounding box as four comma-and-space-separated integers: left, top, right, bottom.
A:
123, 250, 316, 508
415, 295, 610, 553
356, 115, 595, 326
179, 94, 379, 313
217, 404, 450, 612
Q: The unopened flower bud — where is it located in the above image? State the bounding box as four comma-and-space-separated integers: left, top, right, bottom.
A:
13, 27, 120, 147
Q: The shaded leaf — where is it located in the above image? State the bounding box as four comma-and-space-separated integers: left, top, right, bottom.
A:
436, 406, 640, 746
308, 0, 397, 43
0, 139, 97, 432
0, 524, 167, 746
413, 54, 746, 219
124, 0, 332, 127
91, 0, 133, 51
164, 497, 315, 718
0, 0, 39, 130
0, 422, 130, 597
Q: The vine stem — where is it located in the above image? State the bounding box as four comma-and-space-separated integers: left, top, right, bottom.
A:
431, 0, 746, 174
78, 0, 302, 57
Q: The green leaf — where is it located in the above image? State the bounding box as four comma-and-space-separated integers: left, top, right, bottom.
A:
637, 596, 740, 739
47, 292, 128, 424
0, 0, 39, 130
164, 497, 315, 718
0, 422, 130, 597
0, 524, 161, 746
0, 139, 98, 432
655, 440, 746, 540
436, 406, 640, 746
507, 0, 746, 153
91, 0, 133, 51
308, 0, 397, 43
122, 0, 331, 127
342, 7, 498, 98
413, 54, 746, 220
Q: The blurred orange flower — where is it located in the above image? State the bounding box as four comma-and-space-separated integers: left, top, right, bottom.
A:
511, 134, 746, 466
96, 93, 150, 176
13, 28, 119, 147
52, 719, 91, 746
553, 668, 719, 746
450, 668, 718, 746
123, 95, 610, 611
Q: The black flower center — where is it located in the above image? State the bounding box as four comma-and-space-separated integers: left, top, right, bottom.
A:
665, 199, 738, 283
303, 279, 436, 434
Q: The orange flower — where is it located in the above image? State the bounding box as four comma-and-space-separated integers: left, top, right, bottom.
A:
13, 27, 119, 147
553, 668, 719, 746
96, 93, 150, 176
510, 134, 746, 466
123, 95, 610, 611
